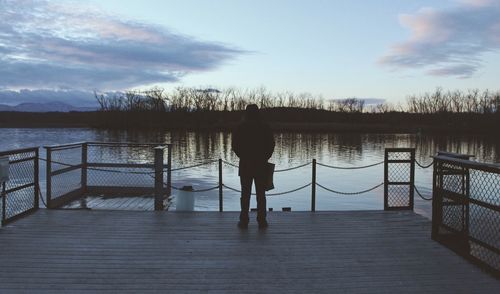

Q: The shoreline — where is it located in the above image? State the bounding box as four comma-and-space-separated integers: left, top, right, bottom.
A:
0, 110, 498, 135
0, 122, 494, 136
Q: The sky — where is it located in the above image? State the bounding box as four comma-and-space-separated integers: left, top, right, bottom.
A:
1, 0, 500, 106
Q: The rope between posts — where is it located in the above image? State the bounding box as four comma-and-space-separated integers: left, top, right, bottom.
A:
222, 160, 239, 168
38, 187, 48, 207
275, 162, 311, 172
316, 182, 384, 195
414, 185, 432, 201
222, 183, 311, 196
415, 160, 434, 169
267, 183, 311, 196
316, 161, 384, 170
170, 160, 218, 171
171, 185, 220, 193
223, 160, 311, 172
221, 184, 242, 193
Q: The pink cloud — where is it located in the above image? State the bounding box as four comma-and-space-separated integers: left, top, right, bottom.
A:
460, 0, 499, 7
0, 0, 244, 90
379, 0, 500, 78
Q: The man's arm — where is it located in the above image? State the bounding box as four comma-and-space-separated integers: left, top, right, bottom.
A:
231, 126, 241, 158
265, 125, 275, 160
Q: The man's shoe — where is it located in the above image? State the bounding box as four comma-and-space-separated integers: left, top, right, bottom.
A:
237, 221, 248, 229
258, 221, 268, 229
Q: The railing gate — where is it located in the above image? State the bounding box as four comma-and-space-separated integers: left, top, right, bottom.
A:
432, 152, 499, 275
0, 147, 39, 225
384, 148, 415, 210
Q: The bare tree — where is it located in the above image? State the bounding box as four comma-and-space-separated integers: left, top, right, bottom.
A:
94, 91, 108, 111
144, 87, 167, 112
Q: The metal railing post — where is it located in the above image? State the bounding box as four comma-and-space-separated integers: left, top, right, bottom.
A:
311, 159, 316, 212
167, 145, 172, 197
2, 182, 6, 224
431, 161, 439, 239
81, 143, 88, 195
219, 159, 223, 212
34, 148, 39, 209
383, 150, 388, 210
154, 147, 164, 211
410, 149, 415, 211
464, 166, 471, 254
46, 147, 52, 208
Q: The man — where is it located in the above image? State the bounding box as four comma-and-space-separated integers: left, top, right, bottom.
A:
232, 104, 275, 229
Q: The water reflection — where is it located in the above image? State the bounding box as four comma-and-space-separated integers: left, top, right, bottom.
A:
0, 128, 498, 217
90, 130, 499, 166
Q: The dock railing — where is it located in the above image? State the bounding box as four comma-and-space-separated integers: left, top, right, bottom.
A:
0, 147, 39, 225
432, 152, 499, 274
0, 144, 431, 215
175, 148, 419, 212
44, 142, 172, 210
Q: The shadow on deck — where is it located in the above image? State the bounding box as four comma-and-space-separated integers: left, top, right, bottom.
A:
0, 210, 498, 293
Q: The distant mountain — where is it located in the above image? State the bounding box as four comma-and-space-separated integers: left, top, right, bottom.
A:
0, 102, 97, 112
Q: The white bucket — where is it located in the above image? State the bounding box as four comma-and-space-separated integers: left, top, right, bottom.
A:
176, 186, 195, 211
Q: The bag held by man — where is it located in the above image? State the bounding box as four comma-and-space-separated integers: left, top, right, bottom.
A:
266, 162, 275, 191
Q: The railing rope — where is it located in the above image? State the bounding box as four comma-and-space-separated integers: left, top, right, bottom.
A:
221, 160, 239, 168
171, 185, 220, 193
316, 161, 384, 169
275, 162, 311, 172
317, 182, 384, 195
170, 160, 218, 171
222, 183, 312, 196
415, 160, 434, 169
413, 185, 432, 201
222, 160, 311, 172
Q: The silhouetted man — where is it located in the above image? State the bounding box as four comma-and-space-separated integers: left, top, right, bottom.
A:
232, 104, 275, 229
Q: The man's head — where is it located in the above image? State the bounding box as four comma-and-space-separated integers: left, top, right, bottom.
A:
245, 104, 260, 121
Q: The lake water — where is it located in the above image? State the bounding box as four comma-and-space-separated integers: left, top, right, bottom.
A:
1, 128, 498, 219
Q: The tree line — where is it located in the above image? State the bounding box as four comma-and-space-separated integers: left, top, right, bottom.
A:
406, 88, 499, 114
95, 87, 499, 114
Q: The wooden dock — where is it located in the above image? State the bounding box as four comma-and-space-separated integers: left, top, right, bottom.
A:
0, 210, 498, 293
62, 195, 156, 211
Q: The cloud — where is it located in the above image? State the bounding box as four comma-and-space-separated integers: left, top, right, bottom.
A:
460, 0, 497, 7
0, 0, 244, 90
427, 64, 478, 78
379, 0, 500, 78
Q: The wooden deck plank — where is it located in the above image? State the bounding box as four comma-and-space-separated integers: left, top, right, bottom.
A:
121, 197, 143, 210
68, 196, 155, 211
0, 210, 498, 293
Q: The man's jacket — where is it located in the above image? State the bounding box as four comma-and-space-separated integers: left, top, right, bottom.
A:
232, 119, 275, 177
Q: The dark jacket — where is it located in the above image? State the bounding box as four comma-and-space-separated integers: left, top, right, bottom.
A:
232, 119, 275, 177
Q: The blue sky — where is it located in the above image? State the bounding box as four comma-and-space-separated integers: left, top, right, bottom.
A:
1, 0, 500, 105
